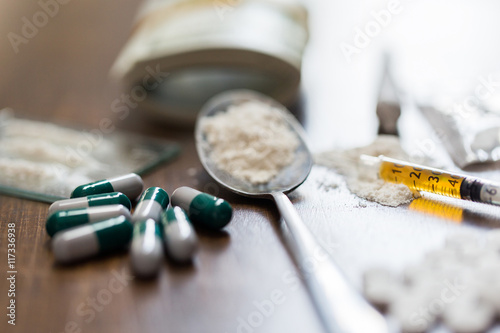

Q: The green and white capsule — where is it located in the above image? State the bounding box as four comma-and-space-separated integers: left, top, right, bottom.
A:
70, 173, 144, 201
171, 187, 232, 230
46, 204, 131, 237
132, 187, 169, 223
52, 215, 133, 264
130, 219, 164, 277
48, 192, 131, 216
161, 207, 198, 262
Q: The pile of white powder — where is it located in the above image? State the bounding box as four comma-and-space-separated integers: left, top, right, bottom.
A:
315, 135, 419, 207
201, 100, 299, 184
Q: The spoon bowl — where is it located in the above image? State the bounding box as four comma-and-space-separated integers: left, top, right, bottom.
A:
195, 90, 387, 333
195, 90, 312, 197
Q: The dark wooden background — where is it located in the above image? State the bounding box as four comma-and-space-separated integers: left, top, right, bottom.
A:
2, 1, 500, 333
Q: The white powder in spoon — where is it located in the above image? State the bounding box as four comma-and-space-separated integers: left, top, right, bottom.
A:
201, 100, 300, 184
316, 135, 419, 207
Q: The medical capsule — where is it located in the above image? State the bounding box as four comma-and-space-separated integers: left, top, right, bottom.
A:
48, 192, 131, 216
171, 187, 232, 230
70, 173, 144, 201
52, 215, 133, 264
130, 219, 164, 277
46, 204, 131, 237
161, 207, 198, 262
132, 187, 169, 223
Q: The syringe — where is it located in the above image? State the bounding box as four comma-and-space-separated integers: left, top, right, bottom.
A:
360, 155, 500, 206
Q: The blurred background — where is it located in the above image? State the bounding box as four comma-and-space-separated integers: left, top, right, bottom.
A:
1, 0, 500, 154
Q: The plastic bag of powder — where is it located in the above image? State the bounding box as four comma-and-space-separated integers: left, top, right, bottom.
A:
0, 109, 180, 203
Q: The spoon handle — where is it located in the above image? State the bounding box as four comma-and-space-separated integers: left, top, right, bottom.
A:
271, 192, 387, 333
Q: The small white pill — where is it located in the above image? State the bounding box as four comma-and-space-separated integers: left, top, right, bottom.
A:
445, 232, 479, 252
458, 247, 487, 266
424, 248, 459, 270
389, 292, 435, 333
410, 279, 445, 309
363, 267, 400, 309
475, 251, 500, 269
443, 292, 495, 333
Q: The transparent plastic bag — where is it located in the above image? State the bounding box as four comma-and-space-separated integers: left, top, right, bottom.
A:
0, 110, 180, 203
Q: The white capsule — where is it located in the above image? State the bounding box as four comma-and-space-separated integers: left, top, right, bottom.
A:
161, 207, 198, 262
130, 219, 164, 277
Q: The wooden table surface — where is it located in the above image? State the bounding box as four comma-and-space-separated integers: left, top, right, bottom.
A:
2, 1, 500, 333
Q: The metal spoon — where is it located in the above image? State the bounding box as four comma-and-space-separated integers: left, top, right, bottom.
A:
195, 90, 387, 333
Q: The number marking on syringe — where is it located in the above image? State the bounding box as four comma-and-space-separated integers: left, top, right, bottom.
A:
373, 156, 500, 205
482, 185, 500, 204
380, 161, 465, 199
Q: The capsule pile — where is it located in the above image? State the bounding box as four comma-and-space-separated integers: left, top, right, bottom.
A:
364, 231, 500, 333
46, 173, 233, 278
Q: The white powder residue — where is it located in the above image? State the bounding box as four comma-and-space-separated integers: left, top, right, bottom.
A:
315, 135, 419, 207
201, 100, 300, 184
0, 137, 103, 168
3, 116, 88, 146
0, 158, 90, 197
348, 179, 416, 207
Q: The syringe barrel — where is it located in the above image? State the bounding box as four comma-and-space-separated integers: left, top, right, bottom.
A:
363, 155, 500, 207
375, 155, 465, 199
